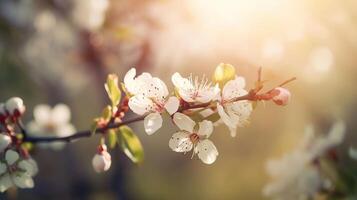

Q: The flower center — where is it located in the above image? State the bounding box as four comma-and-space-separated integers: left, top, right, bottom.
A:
189, 133, 200, 144
45, 122, 56, 132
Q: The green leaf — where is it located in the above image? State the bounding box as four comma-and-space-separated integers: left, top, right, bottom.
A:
212, 63, 236, 88
118, 125, 144, 164
101, 105, 112, 122
91, 118, 100, 135
107, 129, 118, 149
105, 74, 121, 106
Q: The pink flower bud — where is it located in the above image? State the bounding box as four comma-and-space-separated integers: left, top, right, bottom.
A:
92, 144, 111, 173
271, 87, 291, 106
0, 134, 11, 152
5, 97, 25, 117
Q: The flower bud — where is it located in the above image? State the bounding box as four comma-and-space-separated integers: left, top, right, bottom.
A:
92, 144, 111, 173
213, 63, 236, 88
271, 87, 291, 106
0, 134, 11, 152
5, 97, 25, 117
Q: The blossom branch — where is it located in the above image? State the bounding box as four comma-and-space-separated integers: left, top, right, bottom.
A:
21, 76, 296, 144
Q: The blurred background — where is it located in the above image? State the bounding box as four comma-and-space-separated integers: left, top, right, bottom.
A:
1, 0, 357, 199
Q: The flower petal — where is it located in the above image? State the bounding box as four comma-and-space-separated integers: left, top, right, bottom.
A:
171, 72, 191, 90
123, 68, 137, 94
128, 95, 155, 115
12, 174, 34, 189
173, 113, 196, 133
18, 159, 38, 176
144, 113, 163, 135
148, 77, 168, 100
164, 97, 180, 115
0, 173, 13, 192
0, 162, 7, 175
195, 139, 218, 164
51, 104, 71, 125
222, 76, 247, 100
5, 150, 19, 165
0, 134, 11, 152
197, 120, 213, 138
33, 104, 51, 125
217, 104, 236, 129
169, 131, 193, 152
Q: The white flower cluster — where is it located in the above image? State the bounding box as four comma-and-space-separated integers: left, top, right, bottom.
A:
27, 104, 76, 150
123, 65, 254, 164
263, 121, 346, 200
0, 97, 39, 192
0, 150, 38, 192
0, 97, 76, 192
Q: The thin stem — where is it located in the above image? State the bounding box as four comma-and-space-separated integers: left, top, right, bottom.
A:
22, 97, 253, 143
24, 116, 145, 143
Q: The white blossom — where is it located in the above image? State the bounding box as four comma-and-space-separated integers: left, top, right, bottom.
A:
27, 104, 76, 150
216, 76, 252, 137
124, 68, 179, 135
0, 134, 11, 153
169, 113, 218, 164
263, 121, 346, 200
92, 144, 111, 173
0, 150, 38, 192
5, 97, 26, 117
171, 73, 220, 104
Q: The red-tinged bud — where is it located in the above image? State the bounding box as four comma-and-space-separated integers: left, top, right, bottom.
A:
271, 87, 291, 106
92, 144, 111, 173
5, 97, 26, 118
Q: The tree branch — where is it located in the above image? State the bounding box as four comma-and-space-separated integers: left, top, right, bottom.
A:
23, 116, 145, 143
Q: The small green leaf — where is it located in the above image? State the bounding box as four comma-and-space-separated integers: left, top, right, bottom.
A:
91, 118, 100, 135
105, 74, 121, 106
212, 63, 236, 88
101, 105, 112, 121
118, 125, 144, 164
107, 129, 118, 149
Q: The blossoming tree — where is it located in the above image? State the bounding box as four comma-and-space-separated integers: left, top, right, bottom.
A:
0, 63, 295, 192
